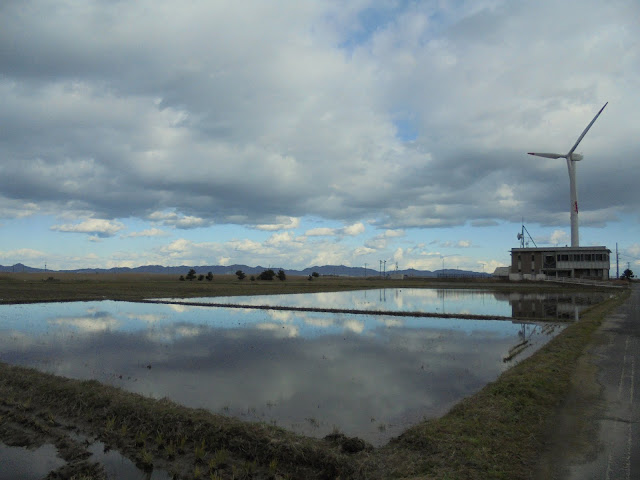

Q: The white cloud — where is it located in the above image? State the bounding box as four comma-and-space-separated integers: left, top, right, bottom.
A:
305, 227, 336, 237
149, 211, 213, 230
366, 229, 406, 249
550, 230, 570, 246
122, 228, 169, 238
265, 232, 298, 247
51, 219, 125, 237
343, 222, 366, 236
354, 246, 376, 256
434, 239, 473, 248
255, 217, 300, 231
0, 248, 46, 261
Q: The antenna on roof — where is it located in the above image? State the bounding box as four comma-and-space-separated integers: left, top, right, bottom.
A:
517, 222, 537, 248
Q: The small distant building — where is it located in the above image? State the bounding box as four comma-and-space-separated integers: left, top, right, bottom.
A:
389, 273, 406, 280
492, 266, 510, 278
510, 246, 611, 281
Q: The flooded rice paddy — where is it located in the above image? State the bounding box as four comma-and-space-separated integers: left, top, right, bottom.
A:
0, 288, 605, 446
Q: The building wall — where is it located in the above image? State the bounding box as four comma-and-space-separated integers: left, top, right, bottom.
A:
510, 247, 611, 281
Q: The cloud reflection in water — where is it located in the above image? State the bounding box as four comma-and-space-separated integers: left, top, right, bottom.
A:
0, 298, 563, 445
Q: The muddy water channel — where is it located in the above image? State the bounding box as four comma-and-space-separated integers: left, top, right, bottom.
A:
0, 289, 604, 447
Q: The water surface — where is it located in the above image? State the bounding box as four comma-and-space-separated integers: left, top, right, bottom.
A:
0, 293, 567, 445
158, 287, 607, 320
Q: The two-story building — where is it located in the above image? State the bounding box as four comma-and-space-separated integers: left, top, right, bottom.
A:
510, 246, 611, 281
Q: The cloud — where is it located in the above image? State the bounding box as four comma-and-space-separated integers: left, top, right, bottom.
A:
549, 230, 570, 246
305, 227, 336, 237
50, 219, 125, 237
431, 239, 473, 248
255, 217, 301, 231
5, 0, 634, 231
343, 222, 366, 236
626, 244, 640, 257
0, 198, 40, 219
148, 211, 213, 230
0, 248, 46, 262
0, 0, 636, 272
365, 229, 406, 249
471, 219, 499, 227
304, 222, 365, 238
122, 228, 169, 238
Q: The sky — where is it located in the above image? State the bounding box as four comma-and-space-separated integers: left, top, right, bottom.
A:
1, 0, 639, 274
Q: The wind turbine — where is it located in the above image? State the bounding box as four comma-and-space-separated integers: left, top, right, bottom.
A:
528, 102, 607, 247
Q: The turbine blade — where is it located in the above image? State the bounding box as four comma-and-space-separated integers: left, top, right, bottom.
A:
567, 102, 608, 156
528, 152, 565, 159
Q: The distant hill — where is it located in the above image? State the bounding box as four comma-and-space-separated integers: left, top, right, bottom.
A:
0, 263, 490, 278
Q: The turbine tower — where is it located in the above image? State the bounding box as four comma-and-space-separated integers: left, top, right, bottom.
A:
528, 102, 607, 247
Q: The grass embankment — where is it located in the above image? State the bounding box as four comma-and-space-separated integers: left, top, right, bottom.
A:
0, 274, 629, 479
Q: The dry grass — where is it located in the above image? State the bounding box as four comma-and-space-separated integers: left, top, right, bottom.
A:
0, 271, 591, 305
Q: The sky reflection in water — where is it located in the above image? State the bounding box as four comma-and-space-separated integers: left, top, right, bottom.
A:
160, 287, 513, 317
0, 289, 573, 445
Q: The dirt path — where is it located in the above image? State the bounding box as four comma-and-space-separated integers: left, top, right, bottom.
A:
535, 283, 639, 479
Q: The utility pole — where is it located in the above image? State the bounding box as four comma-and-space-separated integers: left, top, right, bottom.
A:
383, 260, 386, 278
379, 260, 382, 277
616, 243, 619, 279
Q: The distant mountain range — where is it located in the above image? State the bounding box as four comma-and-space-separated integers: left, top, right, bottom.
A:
0, 263, 490, 278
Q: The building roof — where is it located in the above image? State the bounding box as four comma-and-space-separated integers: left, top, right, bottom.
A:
511, 246, 610, 253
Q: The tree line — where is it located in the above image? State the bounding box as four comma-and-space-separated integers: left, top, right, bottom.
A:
179, 268, 287, 281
